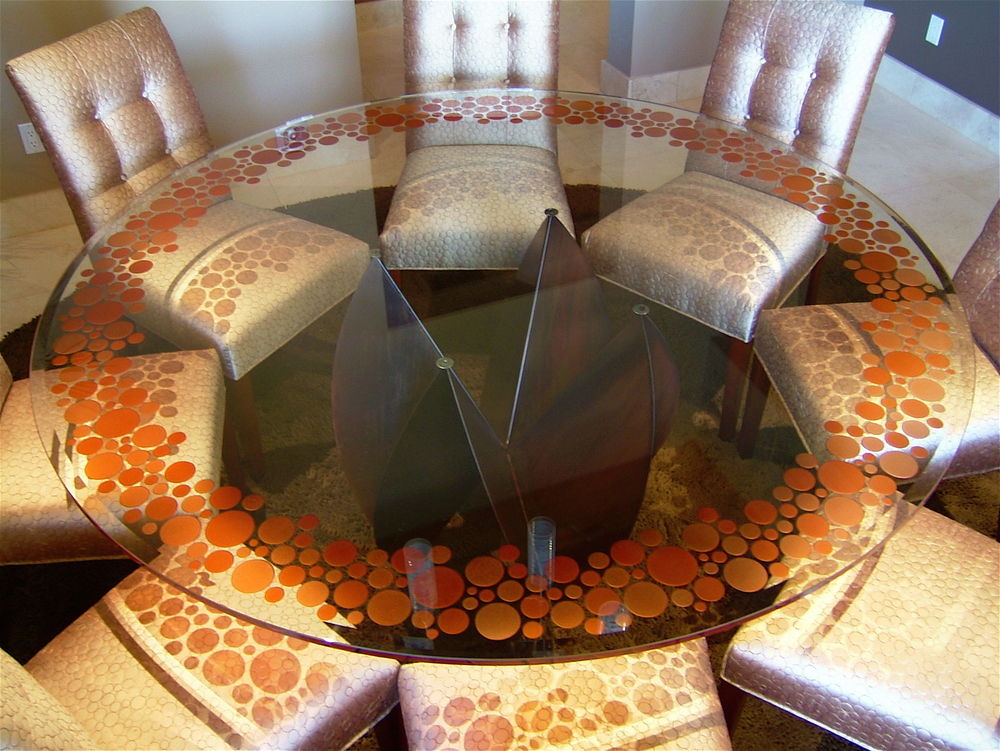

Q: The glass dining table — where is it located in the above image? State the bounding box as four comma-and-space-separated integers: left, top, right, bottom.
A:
28, 89, 975, 663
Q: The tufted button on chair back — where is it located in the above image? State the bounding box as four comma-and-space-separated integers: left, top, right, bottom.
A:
953, 200, 1000, 369
404, 0, 559, 94
702, 0, 893, 173
5, 7, 212, 241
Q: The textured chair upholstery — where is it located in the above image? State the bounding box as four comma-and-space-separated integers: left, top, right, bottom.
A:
4, 564, 400, 750
582, 169, 825, 343
701, 0, 894, 174
109, 200, 370, 381
0, 350, 225, 565
380, 0, 573, 270
582, 0, 894, 343
398, 639, 732, 750
403, 0, 558, 93
380, 144, 572, 269
721, 506, 1000, 751
741, 201, 1000, 478
0, 650, 100, 750
952, 198, 1000, 368
5, 7, 211, 242
6, 9, 370, 485
5, 9, 371, 386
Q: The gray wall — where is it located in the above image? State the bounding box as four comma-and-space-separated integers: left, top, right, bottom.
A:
1, 0, 364, 201
607, 0, 727, 77
865, 0, 999, 115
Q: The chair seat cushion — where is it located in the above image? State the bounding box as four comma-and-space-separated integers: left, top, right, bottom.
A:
379, 144, 573, 270
1, 349, 225, 565
1, 649, 100, 750
97, 202, 370, 380
722, 507, 1000, 751
754, 302, 999, 479
398, 639, 732, 750
0, 378, 123, 564
26, 565, 400, 751
581, 171, 825, 342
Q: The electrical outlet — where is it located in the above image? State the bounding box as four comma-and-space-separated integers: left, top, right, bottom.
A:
926, 14, 944, 46
17, 122, 44, 154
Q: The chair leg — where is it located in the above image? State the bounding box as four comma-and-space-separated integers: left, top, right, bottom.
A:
719, 338, 754, 441
718, 679, 749, 735
736, 355, 771, 458
373, 703, 408, 750
803, 247, 829, 305
224, 376, 265, 481
221, 412, 247, 489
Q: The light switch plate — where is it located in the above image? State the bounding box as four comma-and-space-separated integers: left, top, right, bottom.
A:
926, 14, 944, 46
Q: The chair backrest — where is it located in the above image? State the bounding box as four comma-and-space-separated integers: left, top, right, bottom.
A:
403, 0, 559, 94
5, 7, 212, 241
0, 356, 11, 411
953, 200, 1000, 369
701, 0, 893, 172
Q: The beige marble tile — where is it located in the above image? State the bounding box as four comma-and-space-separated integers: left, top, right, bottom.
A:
1, 223, 81, 336
1, 189, 76, 240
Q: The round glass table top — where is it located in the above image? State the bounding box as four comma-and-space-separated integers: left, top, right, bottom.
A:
30, 89, 974, 662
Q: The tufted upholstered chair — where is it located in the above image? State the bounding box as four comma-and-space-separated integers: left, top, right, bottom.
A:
0, 350, 225, 565
4, 6, 210, 242
0, 564, 401, 750
721, 505, 1000, 751
581, 0, 894, 438
5, 8, 371, 481
736, 200, 1000, 473
397, 638, 733, 750
379, 0, 573, 270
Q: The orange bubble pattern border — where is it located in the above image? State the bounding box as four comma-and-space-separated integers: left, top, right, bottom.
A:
40, 93, 958, 649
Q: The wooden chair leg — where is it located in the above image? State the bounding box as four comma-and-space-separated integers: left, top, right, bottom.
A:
719, 338, 754, 441
718, 679, 749, 735
373, 703, 408, 750
736, 355, 771, 458
225, 376, 265, 480
391, 269, 432, 319
221, 412, 247, 489
803, 247, 829, 305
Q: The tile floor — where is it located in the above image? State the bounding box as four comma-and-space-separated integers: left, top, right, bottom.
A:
0, 4, 996, 749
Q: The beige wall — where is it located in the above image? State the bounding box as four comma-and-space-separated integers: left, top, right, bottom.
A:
0, 0, 365, 201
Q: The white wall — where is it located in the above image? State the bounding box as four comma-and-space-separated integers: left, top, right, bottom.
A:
1, 0, 364, 200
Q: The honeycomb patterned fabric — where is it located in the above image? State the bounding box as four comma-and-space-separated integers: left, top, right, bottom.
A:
0, 350, 224, 565
701, 0, 894, 173
952, 200, 1000, 369
380, 144, 573, 269
753, 301, 999, 481
722, 507, 1000, 751
398, 639, 732, 751
581, 171, 825, 342
23, 564, 400, 751
92, 201, 370, 380
387, 0, 570, 271
403, 0, 559, 94
0, 649, 100, 750
0, 357, 11, 408
5, 7, 212, 241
